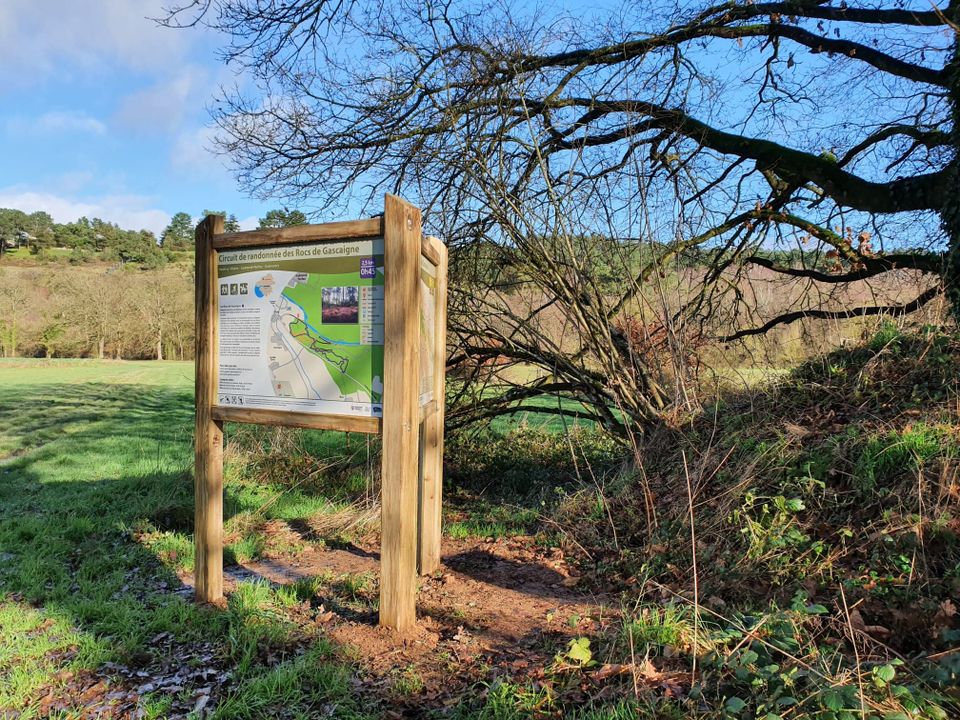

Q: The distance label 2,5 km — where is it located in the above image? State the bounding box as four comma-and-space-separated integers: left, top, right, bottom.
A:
216, 238, 385, 417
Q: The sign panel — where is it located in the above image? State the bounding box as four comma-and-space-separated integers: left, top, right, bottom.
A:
216, 238, 385, 417
419, 255, 437, 406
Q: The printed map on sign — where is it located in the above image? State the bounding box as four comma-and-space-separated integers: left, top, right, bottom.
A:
217, 239, 385, 417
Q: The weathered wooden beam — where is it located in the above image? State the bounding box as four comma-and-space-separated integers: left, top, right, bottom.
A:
420, 234, 443, 266
194, 214, 225, 603
418, 239, 447, 576
211, 218, 382, 250
379, 195, 422, 631
212, 405, 380, 434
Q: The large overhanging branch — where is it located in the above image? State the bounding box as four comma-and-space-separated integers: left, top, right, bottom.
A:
391, 86, 948, 216
745, 252, 946, 283
510, 5, 948, 87
532, 99, 947, 214
719, 284, 943, 342
703, 2, 947, 27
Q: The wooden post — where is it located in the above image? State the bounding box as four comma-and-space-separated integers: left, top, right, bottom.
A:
379, 195, 422, 630
418, 240, 447, 575
194, 214, 225, 603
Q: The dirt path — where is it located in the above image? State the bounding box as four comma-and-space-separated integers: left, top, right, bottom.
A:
31, 535, 616, 718
225, 535, 615, 709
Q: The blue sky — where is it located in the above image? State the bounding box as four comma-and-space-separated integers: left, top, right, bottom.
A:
0, 0, 272, 234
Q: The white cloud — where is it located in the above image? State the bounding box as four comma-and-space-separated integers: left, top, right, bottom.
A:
114, 66, 209, 135
0, 0, 193, 89
0, 188, 171, 236
51, 171, 97, 194
171, 125, 220, 167
5, 111, 107, 137
40, 111, 106, 135
238, 215, 259, 231
170, 124, 237, 187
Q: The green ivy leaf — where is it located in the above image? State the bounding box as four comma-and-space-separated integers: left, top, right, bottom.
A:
726, 696, 747, 714
565, 637, 592, 665
740, 650, 759, 665
873, 664, 896, 684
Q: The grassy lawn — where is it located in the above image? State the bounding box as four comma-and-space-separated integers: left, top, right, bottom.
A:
0, 360, 375, 718
0, 360, 635, 718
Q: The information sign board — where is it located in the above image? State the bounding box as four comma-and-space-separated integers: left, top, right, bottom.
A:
193, 198, 447, 631
216, 239, 385, 417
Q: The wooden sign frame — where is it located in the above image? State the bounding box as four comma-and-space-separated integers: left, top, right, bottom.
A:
194, 195, 447, 630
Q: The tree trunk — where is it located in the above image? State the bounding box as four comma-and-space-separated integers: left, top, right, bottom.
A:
945, 20, 960, 319
98, 336, 105, 360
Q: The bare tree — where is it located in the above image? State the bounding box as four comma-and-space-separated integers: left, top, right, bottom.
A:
165, 0, 958, 433
0, 269, 30, 357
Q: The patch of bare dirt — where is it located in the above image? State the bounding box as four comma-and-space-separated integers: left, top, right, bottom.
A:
229, 534, 616, 708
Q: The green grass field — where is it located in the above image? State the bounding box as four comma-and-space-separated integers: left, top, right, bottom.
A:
0, 360, 625, 717
0, 360, 378, 717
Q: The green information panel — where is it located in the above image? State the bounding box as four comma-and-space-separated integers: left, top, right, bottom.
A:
216, 238, 385, 417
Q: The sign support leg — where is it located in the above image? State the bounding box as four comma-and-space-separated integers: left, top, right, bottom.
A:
195, 214, 225, 603
379, 195, 422, 630
418, 240, 447, 575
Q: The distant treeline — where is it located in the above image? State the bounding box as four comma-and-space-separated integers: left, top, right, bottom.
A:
454, 234, 844, 291
0, 208, 171, 267
0, 265, 194, 360
0, 207, 308, 268
4, 207, 828, 276
0, 207, 311, 360
1, 216, 896, 362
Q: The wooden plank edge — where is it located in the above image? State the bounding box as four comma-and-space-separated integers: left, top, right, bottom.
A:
212, 405, 381, 434
212, 217, 383, 250
420, 235, 443, 266
418, 238, 447, 576
194, 213, 225, 603
379, 193, 422, 631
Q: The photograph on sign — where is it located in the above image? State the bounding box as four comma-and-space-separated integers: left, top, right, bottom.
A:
216, 238, 385, 417
419, 255, 437, 407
